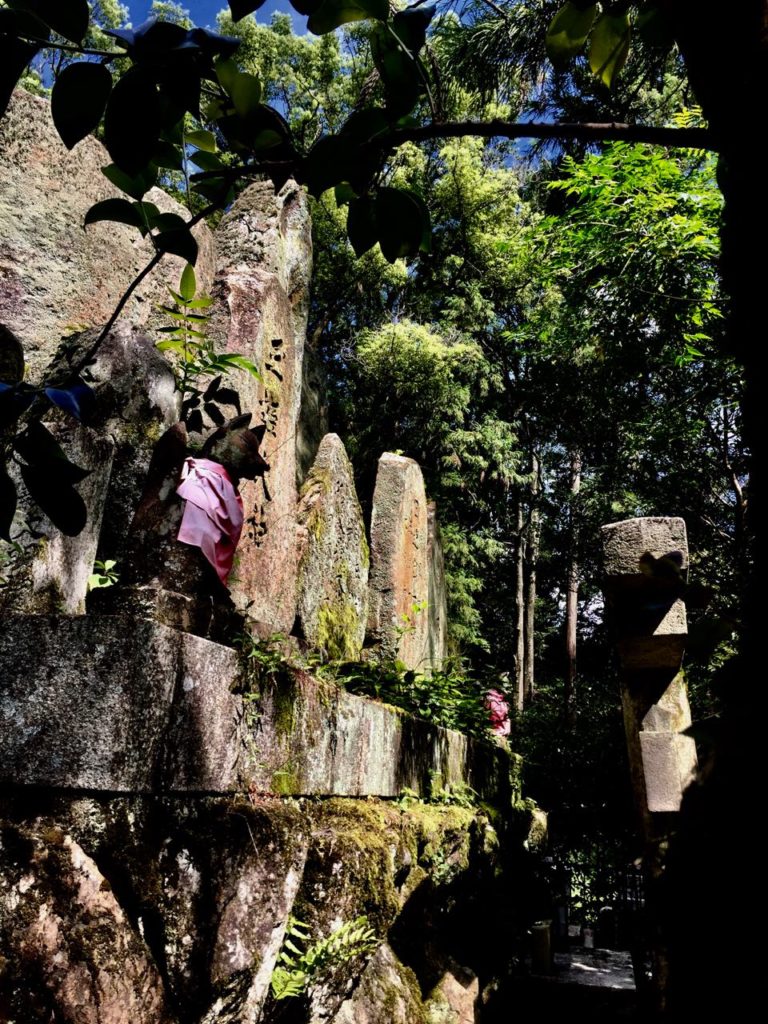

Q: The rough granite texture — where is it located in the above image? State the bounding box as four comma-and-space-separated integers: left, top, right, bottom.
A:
208, 180, 312, 634
0, 615, 512, 802
367, 453, 433, 672
296, 433, 369, 660
0, 90, 215, 381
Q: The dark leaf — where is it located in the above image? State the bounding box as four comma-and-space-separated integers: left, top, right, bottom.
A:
228, 1, 270, 20
289, 0, 324, 15
307, 0, 388, 36
375, 187, 428, 262
0, 325, 25, 383
51, 61, 112, 150
347, 196, 378, 257
14, 421, 91, 485
101, 162, 158, 200
0, 382, 35, 429
637, 5, 675, 51
0, 464, 16, 542
149, 212, 188, 233
103, 67, 162, 175
20, 465, 87, 536
155, 226, 199, 265
204, 401, 225, 426
23, 0, 89, 43
0, 36, 39, 120
106, 19, 186, 61
370, 22, 425, 117
302, 134, 358, 198
84, 198, 145, 231
153, 139, 184, 170
390, 6, 434, 53
339, 106, 389, 144
44, 379, 96, 423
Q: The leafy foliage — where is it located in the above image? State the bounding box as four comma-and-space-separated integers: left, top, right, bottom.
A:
156, 263, 260, 432
270, 915, 377, 1001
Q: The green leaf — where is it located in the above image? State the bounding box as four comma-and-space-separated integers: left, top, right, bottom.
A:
307, 0, 389, 36
84, 198, 145, 231
102, 163, 158, 200
189, 149, 224, 171
179, 263, 197, 302
23, 0, 89, 43
0, 465, 17, 542
588, 12, 631, 88
104, 67, 162, 175
0, 324, 25, 383
214, 58, 240, 95
545, 2, 597, 64
228, 1, 269, 20
229, 72, 263, 119
186, 128, 217, 153
347, 196, 378, 257
51, 61, 112, 150
20, 466, 87, 536
155, 226, 199, 266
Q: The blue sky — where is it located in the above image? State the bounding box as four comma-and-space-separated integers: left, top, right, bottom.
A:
126, 2, 296, 29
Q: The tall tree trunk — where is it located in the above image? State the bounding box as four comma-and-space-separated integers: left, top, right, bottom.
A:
523, 451, 540, 702
513, 498, 526, 713
563, 449, 581, 725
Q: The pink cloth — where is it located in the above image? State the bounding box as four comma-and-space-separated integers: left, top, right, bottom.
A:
485, 689, 511, 737
176, 457, 243, 585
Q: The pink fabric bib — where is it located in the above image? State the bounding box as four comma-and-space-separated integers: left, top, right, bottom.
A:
176, 457, 244, 585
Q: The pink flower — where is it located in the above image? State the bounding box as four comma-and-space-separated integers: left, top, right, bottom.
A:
485, 689, 511, 737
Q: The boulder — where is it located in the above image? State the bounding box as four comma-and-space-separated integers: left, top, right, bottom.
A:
296, 433, 369, 660
0, 90, 215, 382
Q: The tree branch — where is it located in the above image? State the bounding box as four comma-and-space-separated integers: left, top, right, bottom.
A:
386, 119, 717, 151
73, 203, 219, 374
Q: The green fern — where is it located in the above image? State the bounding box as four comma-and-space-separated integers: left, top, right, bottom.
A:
270, 915, 377, 1000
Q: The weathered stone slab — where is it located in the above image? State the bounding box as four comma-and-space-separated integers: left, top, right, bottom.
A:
0, 324, 179, 616
602, 516, 688, 578
0, 615, 511, 802
296, 433, 369, 660
0, 90, 214, 381
367, 453, 431, 671
639, 732, 698, 812
207, 181, 312, 634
